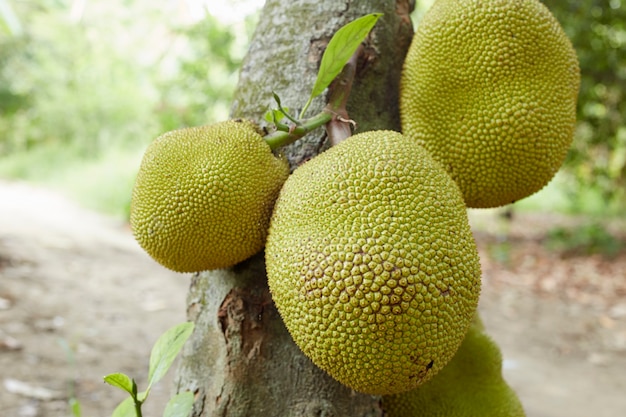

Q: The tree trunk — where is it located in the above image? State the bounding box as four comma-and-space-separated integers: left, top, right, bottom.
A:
175, 1, 415, 416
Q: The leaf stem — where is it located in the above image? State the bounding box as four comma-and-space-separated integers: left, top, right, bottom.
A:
133, 398, 143, 417
264, 46, 362, 151
264, 110, 333, 150
298, 97, 313, 120
131, 379, 143, 417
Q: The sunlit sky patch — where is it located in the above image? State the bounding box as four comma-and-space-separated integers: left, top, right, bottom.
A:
186, 0, 266, 23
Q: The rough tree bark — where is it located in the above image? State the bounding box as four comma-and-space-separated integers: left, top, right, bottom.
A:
175, 1, 415, 416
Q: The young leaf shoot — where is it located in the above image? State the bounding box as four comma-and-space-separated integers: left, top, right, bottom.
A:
300, 13, 383, 118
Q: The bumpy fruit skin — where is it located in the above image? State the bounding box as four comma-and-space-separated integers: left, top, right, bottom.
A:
265, 130, 481, 395
400, 0, 580, 208
383, 314, 526, 417
130, 119, 289, 273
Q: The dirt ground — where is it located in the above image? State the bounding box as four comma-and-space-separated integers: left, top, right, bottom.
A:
0, 179, 625, 417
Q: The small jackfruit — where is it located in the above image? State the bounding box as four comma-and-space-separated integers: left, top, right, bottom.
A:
265, 130, 481, 395
400, 0, 580, 208
130, 119, 289, 273
383, 314, 526, 417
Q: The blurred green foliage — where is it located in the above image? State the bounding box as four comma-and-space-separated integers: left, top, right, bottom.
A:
543, 0, 626, 211
546, 222, 624, 258
0, 0, 22, 36
156, 15, 253, 131
0, 0, 624, 219
0, 2, 159, 158
0, 0, 252, 217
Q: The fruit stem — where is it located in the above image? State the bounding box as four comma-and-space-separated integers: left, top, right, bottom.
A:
264, 111, 333, 150
264, 46, 362, 151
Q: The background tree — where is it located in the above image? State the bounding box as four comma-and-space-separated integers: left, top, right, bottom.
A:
544, 0, 626, 211
174, 1, 414, 415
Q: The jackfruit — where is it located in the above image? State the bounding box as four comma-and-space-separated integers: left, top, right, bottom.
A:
400, 0, 580, 208
130, 119, 289, 273
265, 130, 481, 395
383, 313, 526, 416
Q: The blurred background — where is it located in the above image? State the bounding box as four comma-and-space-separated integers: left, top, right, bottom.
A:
0, 0, 260, 218
0, 0, 624, 221
0, 1, 625, 416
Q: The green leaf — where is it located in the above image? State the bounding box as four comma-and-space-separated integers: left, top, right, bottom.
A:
272, 91, 284, 108
147, 322, 195, 389
103, 373, 136, 397
310, 13, 383, 100
69, 397, 82, 417
264, 92, 293, 127
137, 390, 148, 402
264, 109, 278, 123
111, 397, 136, 417
264, 108, 290, 124
163, 391, 195, 417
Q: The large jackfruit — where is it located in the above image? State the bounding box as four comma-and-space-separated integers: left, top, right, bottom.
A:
383, 314, 526, 417
265, 130, 481, 395
131, 119, 289, 273
401, 0, 580, 208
